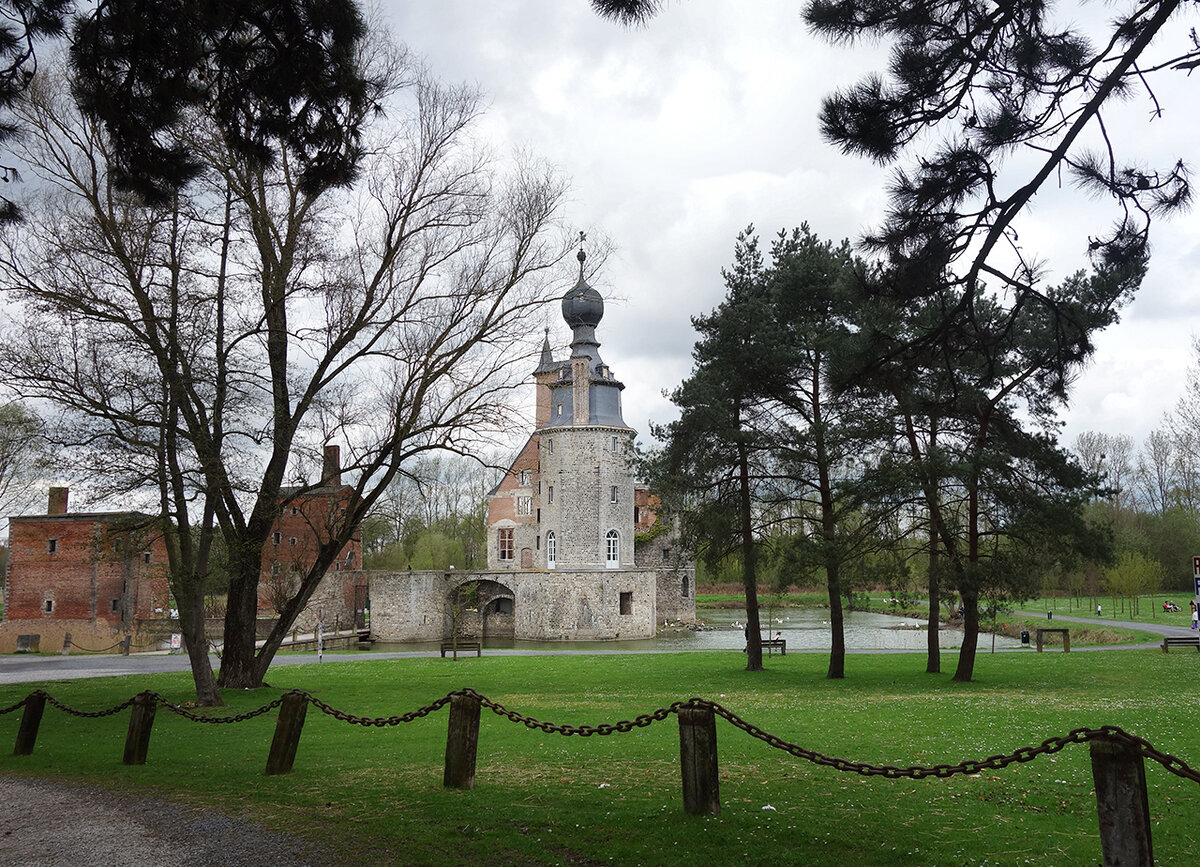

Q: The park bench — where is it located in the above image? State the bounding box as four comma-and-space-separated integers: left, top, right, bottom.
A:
761, 639, 786, 655
1160, 635, 1200, 653
440, 641, 481, 657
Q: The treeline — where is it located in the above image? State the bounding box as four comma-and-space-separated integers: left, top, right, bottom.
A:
362, 454, 498, 572
647, 224, 1143, 683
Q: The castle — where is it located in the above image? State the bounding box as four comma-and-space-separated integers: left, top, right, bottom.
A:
361, 251, 695, 642
2, 254, 693, 649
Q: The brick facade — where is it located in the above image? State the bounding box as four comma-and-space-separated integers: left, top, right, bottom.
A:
5, 490, 170, 628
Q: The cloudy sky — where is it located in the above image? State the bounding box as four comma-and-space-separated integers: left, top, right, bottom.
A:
384, 0, 1200, 452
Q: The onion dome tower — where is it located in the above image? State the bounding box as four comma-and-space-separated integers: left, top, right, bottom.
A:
536, 241, 635, 570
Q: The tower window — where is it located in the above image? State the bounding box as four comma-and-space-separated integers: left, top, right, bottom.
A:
606, 530, 620, 567
44, 599, 54, 613
518, 469, 531, 486
289, 537, 298, 546
610, 486, 618, 504
547, 485, 554, 504
273, 532, 281, 546
611, 436, 618, 451
619, 591, 632, 615
546, 531, 556, 568
498, 528, 514, 561
47, 538, 58, 554
143, 550, 152, 564
517, 496, 532, 516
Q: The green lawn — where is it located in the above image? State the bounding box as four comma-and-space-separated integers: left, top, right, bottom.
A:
1, 650, 1197, 865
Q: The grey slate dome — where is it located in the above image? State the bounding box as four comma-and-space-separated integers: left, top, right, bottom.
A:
562, 275, 604, 328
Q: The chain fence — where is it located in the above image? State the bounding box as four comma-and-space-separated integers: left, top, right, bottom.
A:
3, 686, 1199, 786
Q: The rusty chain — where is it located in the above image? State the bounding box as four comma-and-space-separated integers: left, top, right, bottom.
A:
699, 699, 1200, 785
462, 687, 684, 736
39, 689, 136, 718
65, 640, 125, 654
304, 690, 453, 726
150, 691, 289, 724
5, 685, 1199, 787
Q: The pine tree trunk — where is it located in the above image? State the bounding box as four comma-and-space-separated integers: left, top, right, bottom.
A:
952, 591, 980, 682
826, 563, 845, 679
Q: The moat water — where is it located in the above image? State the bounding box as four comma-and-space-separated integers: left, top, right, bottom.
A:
366, 607, 1023, 654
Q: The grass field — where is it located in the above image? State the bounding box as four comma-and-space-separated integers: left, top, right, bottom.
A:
1, 650, 1197, 865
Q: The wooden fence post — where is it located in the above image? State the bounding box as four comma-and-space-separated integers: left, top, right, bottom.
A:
678, 704, 720, 816
61, 633, 72, 656
13, 692, 46, 756
1090, 735, 1153, 867
265, 692, 309, 776
121, 634, 132, 656
443, 692, 482, 790
122, 691, 157, 765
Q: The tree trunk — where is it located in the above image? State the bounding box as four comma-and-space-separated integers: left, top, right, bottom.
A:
952, 590, 980, 682
826, 562, 845, 679
737, 433, 763, 672
217, 553, 264, 688
926, 530, 941, 674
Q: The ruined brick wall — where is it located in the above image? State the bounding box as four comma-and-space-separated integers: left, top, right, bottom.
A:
6, 514, 169, 627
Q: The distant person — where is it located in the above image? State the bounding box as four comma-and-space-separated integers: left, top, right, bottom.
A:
1096, 604, 1101, 617
1193, 605, 1198, 631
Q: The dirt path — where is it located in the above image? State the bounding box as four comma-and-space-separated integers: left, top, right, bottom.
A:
0, 777, 330, 866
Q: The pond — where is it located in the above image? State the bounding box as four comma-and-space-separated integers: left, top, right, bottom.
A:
366, 607, 1023, 654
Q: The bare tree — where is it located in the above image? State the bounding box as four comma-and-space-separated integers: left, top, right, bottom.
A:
0, 49, 575, 702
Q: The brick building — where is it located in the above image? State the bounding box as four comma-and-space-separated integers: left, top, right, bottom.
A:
3, 446, 364, 650
2, 487, 171, 650
261, 445, 363, 614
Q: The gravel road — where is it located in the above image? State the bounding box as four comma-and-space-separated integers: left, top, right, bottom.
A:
0, 777, 330, 866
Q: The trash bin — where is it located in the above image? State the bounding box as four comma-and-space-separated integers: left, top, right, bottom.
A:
1020, 630, 1030, 645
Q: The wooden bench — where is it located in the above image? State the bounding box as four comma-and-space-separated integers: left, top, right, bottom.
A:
440, 641, 481, 657
761, 639, 786, 655
1161, 635, 1200, 653
1035, 628, 1070, 652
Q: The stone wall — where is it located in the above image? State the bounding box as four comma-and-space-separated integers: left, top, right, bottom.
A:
538, 426, 635, 570
365, 568, 656, 642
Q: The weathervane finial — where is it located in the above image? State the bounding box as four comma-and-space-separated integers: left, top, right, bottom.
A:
577, 231, 587, 277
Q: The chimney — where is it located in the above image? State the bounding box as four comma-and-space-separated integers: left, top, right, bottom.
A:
48, 487, 69, 515
322, 445, 342, 487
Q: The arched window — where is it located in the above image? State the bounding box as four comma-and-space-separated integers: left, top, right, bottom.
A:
546, 531, 556, 569
605, 530, 619, 568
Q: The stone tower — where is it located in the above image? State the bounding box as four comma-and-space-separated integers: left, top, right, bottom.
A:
537, 249, 637, 570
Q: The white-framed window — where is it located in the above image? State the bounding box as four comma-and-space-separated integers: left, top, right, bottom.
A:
143, 550, 152, 564
610, 485, 618, 504
605, 530, 619, 567
556, 403, 563, 417
498, 528, 514, 561
44, 599, 54, 613
272, 532, 281, 546
518, 469, 531, 486
289, 536, 298, 546
517, 496, 532, 516
547, 485, 554, 504
546, 531, 556, 569
547, 438, 554, 454
611, 435, 618, 452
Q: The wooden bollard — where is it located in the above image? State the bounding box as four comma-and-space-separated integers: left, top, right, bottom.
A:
678, 704, 720, 816
443, 692, 482, 790
265, 692, 309, 776
13, 692, 47, 756
123, 691, 157, 765
1090, 735, 1153, 866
